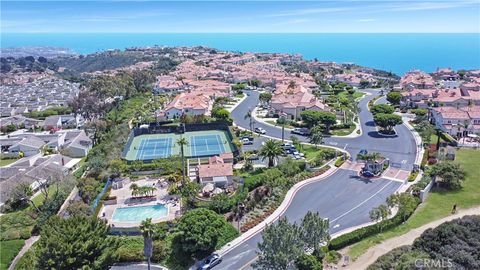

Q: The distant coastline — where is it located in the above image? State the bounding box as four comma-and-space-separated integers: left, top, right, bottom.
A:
1, 33, 479, 75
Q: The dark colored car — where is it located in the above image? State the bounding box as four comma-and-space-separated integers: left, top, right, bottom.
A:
359, 149, 368, 155
362, 170, 375, 177
197, 253, 222, 270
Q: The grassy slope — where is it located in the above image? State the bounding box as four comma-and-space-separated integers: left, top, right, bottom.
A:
348, 148, 480, 259
0, 158, 19, 167
0, 240, 25, 270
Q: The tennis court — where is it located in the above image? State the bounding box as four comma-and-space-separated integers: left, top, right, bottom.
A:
190, 134, 227, 157
124, 130, 234, 161
135, 137, 173, 160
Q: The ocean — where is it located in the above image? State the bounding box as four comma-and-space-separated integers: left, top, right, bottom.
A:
1, 33, 479, 75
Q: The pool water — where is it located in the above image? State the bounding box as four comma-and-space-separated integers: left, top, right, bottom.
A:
112, 204, 168, 222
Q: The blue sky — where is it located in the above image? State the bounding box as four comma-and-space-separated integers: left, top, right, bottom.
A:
2, 1, 480, 33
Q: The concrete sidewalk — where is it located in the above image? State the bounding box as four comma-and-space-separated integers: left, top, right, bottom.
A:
345, 206, 480, 270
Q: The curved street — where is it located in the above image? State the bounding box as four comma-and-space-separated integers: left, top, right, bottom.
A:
218, 89, 418, 269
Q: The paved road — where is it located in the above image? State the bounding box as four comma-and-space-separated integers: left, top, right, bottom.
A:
218, 89, 417, 269
231, 89, 417, 170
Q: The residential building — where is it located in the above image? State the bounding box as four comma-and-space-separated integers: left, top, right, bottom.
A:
400, 70, 435, 90
164, 92, 213, 118
432, 68, 460, 81
430, 106, 480, 137
270, 84, 330, 119
197, 153, 234, 187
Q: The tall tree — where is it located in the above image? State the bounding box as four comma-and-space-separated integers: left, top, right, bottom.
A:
36, 216, 118, 270
369, 204, 391, 231
259, 139, 283, 167
244, 109, 255, 134
259, 92, 273, 105
429, 162, 466, 190
386, 91, 402, 105
140, 218, 155, 270
301, 211, 330, 252
309, 125, 324, 148
373, 113, 403, 133
371, 104, 395, 115
176, 137, 188, 184
171, 208, 238, 259
255, 218, 304, 270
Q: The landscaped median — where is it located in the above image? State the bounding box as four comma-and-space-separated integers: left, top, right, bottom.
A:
343, 148, 480, 261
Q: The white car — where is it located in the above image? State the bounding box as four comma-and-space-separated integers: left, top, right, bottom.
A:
242, 138, 253, 145
254, 127, 266, 134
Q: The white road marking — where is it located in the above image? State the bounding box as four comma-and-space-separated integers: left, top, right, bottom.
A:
329, 142, 338, 146
330, 180, 395, 223
333, 224, 341, 229
344, 143, 348, 150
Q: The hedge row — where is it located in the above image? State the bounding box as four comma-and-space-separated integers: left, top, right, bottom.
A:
328, 200, 420, 250
334, 157, 345, 167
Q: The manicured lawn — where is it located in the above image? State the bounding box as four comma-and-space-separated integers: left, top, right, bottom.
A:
265, 120, 294, 129
347, 148, 480, 260
338, 91, 366, 100
0, 158, 19, 167
330, 124, 356, 136
0, 239, 25, 270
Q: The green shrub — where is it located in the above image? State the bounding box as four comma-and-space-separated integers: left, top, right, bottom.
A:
13, 242, 37, 270
329, 198, 420, 250
325, 250, 342, 264
295, 254, 322, 270
115, 236, 144, 262
334, 157, 345, 167
0, 211, 35, 241
407, 171, 419, 182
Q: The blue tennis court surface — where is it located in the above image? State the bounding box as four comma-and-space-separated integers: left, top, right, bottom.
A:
190, 134, 226, 156
135, 137, 173, 160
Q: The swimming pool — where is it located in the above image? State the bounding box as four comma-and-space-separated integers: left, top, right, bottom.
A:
112, 204, 168, 222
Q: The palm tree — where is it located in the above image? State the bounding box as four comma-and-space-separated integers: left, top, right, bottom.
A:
244, 109, 254, 134
233, 138, 243, 153
140, 218, 155, 270
130, 183, 139, 197
259, 139, 283, 167
176, 137, 188, 184
277, 116, 287, 142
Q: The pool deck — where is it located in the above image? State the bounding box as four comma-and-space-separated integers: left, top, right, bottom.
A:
99, 178, 181, 228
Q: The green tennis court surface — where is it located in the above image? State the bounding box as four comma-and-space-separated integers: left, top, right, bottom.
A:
125, 130, 233, 161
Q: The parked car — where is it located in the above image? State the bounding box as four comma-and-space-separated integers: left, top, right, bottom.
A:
362, 170, 375, 177
292, 127, 310, 136
281, 143, 293, 149
359, 149, 368, 155
241, 136, 254, 141
293, 154, 302, 160
198, 253, 222, 270
242, 138, 253, 145
254, 127, 266, 134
